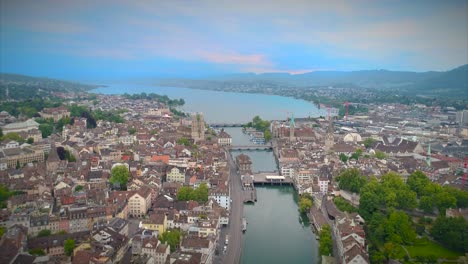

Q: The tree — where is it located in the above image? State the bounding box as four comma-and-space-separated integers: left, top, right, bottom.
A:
407, 171, 430, 197
363, 138, 375, 148
2, 132, 25, 143
419, 196, 435, 213
26, 137, 34, 144
337, 168, 367, 193
128, 127, 137, 135
29, 248, 46, 256
299, 196, 313, 214
177, 137, 191, 146
110, 165, 129, 190
74, 185, 84, 192
431, 216, 468, 252
159, 229, 181, 253
64, 238, 75, 256
435, 191, 456, 215
319, 225, 333, 256
0, 226, 4, 237
56, 146, 67, 160
375, 150, 386, 159
339, 153, 348, 163
37, 229, 51, 237
195, 183, 209, 203
177, 186, 193, 201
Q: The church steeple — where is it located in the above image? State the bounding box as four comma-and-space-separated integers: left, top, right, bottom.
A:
324, 116, 334, 151
289, 113, 295, 142
426, 143, 431, 167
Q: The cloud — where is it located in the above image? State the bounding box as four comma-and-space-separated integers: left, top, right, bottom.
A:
198, 52, 271, 66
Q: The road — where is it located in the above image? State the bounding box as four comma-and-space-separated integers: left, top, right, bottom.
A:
223, 150, 244, 264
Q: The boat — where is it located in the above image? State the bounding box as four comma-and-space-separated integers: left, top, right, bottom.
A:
241, 217, 247, 233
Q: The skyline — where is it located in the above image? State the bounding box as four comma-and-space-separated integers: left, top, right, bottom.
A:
1, 0, 467, 80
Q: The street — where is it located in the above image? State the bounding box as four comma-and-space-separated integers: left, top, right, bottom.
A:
222, 150, 244, 264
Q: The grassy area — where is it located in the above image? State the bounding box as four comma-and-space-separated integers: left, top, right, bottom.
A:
406, 239, 463, 260
333, 196, 358, 213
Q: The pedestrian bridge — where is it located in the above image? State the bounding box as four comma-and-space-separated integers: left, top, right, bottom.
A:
209, 123, 245, 127
230, 144, 273, 151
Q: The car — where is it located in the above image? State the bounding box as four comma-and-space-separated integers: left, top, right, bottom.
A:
223, 245, 227, 252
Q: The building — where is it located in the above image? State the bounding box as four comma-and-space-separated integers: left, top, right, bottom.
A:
39, 106, 70, 122
2, 119, 39, 133
166, 166, 187, 183
191, 113, 205, 142
290, 114, 296, 142
456, 110, 468, 125
140, 213, 167, 234
217, 129, 232, 146
0, 145, 45, 168
236, 154, 252, 174
128, 187, 152, 217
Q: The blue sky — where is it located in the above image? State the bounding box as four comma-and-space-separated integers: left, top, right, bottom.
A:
1, 0, 467, 80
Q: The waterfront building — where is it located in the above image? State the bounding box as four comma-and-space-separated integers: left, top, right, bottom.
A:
236, 154, 252, 174
217, 129, 232, 146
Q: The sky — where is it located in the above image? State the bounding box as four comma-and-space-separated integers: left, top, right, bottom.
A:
1, 0, 467, 80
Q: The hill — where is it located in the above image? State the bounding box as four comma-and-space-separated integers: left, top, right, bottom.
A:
0, 73, 96, 100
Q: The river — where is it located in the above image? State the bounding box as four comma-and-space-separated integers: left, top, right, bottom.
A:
92, 84, 319, 263
227, 127, 318, 264
92, 83, 325, 123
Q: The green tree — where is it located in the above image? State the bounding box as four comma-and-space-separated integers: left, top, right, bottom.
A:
110, 165, 129, 190
319, 225, 333, 256
74, 185, 84, 192
159, 229, 182, 253
375, 150, 386, 159
339, 153, 348, 163
435, 191, 457, 215
0, 226, 5, 237
337, 168, 367, 193
177, 186, 193, 201
2, 132, 25, 143
176, 137, 191, 146
363, 138, 375, 148
431, 216, 468, 252
26, 138, 34, 144
195, 183, 209, 203
37, 229, 51, 237
64, 238, 75, 256
419, 196, 435, 213
29, 248, 46, 256
299, 196, 313, 214
407, 171, 431, 197
128, 127, 137, 135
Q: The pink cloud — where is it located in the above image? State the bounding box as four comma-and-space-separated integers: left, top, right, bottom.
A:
198, 51, 271, 66
241, 67, 329, 74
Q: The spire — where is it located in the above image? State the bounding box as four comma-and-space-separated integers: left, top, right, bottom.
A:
426, 143, 431, 167
290, 113, 295, 127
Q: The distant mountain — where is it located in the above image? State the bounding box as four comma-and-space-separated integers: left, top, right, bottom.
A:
0, 73, 96, 100
404, 64, 468, 97
201, 64, 467, 97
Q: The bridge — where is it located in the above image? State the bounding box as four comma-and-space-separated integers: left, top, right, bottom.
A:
209, 123, 245, 128
229, 144, 273, 151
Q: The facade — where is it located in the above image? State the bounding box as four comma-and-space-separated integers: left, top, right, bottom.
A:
166, 166, 186, 183
2, 119, 40, 133
217, 129, 232, 146
209, 189, 230, 210
140, 213, 167, 234
236, 154, 252, 174
39, 106, 70, 122
128, 187, 152, 217
0, 146, 45, 169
